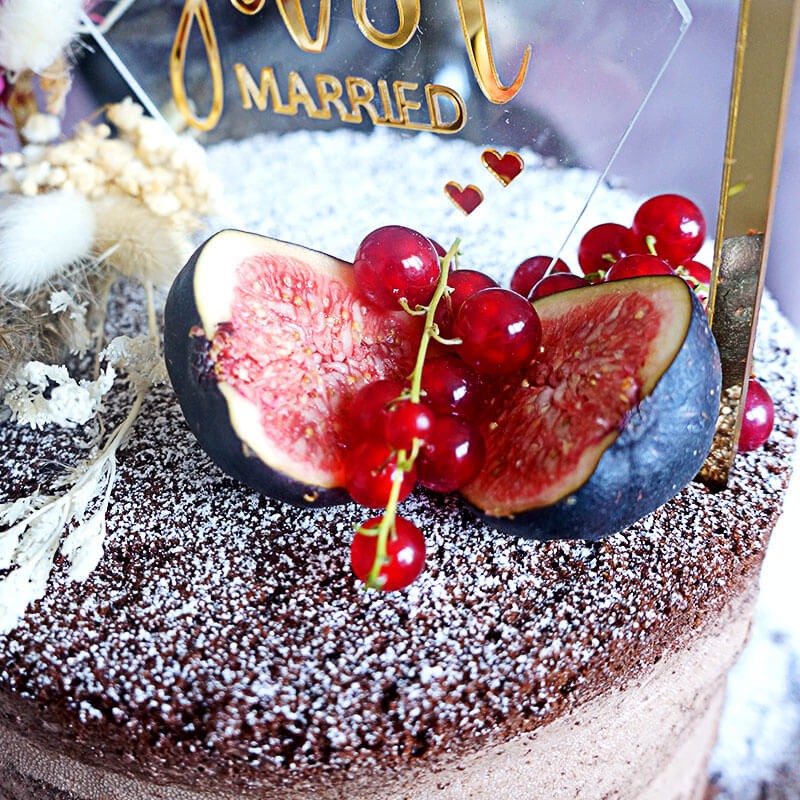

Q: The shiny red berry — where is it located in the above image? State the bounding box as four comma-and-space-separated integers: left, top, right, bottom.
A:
738, 377, 775, 452
345, 379, 405, 446
383, 399, 435, 451
632, 194, 706, 265
418, 414, 486, 492
351, 515, 426, 591
421, 355, 482, 420
510, 256, 570, 297
345, 441, 416, 508
434, 268, 498, 339
604, 254, 676, 281
577, 223, 646, 276
680, 260, 712, 285
453, 288, 542, 375
353, 225, 441, 310
529, 272, 589, 300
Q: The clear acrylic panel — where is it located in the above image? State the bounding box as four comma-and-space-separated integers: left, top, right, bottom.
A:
79, 0, 692, 266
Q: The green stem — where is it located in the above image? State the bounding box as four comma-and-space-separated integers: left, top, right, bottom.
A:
409, 238, 461, 402
362, 239, 460, 589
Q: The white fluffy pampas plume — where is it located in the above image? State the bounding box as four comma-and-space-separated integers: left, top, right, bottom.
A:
0, 192, 96, 294
0, 0, 84, 73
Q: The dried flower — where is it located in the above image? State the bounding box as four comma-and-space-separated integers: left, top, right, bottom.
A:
0, 330, 167, 633
0, 0, 83, 74
0, 191, 96, 294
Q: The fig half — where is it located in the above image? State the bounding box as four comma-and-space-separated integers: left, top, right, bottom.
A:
163, 229, 421, 506
461, 276, 721, 540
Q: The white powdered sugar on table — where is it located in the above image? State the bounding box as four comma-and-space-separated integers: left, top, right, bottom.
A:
710, 415, 800, 797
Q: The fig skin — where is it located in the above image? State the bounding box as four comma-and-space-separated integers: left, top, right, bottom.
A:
164, 230, 351, 507
463, 279, 722, 541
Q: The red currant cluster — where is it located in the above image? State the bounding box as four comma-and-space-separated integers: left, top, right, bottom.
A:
509, 194, 711, 305
345, 194, 774, 592
509, 194, 774, 455
346, 225, 543, 592
574, 193, 711, 303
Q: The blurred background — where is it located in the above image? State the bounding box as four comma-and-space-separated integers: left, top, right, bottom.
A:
608, 0, 800, 332
72, 0, 800, 330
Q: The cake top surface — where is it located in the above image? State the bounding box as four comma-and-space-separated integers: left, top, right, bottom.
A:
1, 130, 798, 789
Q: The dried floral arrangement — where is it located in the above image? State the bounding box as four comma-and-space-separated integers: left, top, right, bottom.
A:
0, 6, 219, 629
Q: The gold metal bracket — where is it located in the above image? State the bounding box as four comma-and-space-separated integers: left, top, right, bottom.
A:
700, 0, 800, 488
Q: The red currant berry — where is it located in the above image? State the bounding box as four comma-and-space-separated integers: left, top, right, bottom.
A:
510, 256, 570, 297
345, 441, 416, 508
429, 238, 447, 258
678, 260, 712, 306
604, 254, 676, 281
529, 272, 589, 301
679, 260, 711, 285
738, 377, 775, 452
632, 194, 706, 265
353, 225, 441, 310
345, 379, 405, 445
383, 399, 435, 451
418, 414, 486, 492
577, 223, 646, 276
421, 355, 482, 421
351, 515, 426, 591
453, 288, 542, 375
434, 269, 498, 339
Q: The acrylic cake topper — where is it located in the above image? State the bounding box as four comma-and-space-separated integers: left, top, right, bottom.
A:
79, 0, 692, 264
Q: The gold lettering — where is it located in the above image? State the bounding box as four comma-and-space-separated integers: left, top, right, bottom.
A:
287, 71, 327, 118
345, 76, 385, 124
234, 63, 291, 113
377, 79, 401, 123
235, 65, 466, 135
393, 80, 421, 124
276, 0, 331, 53
455, 0, 531, 104
352, 0, 420, 49
315, 74, 359, 122
425, 83, 466, 133
230, 0, 266, 13
171, 0, 225, 131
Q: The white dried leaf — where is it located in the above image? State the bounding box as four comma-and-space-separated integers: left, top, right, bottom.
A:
4, 361, 115, 429
49, 289, 93, 354
103, 335, 168, 391
62, 509, 108, 582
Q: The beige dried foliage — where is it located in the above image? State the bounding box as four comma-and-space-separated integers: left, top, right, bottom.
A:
0, 263, 105, 389
91, 195, 191, 288
39, 55, 73, 117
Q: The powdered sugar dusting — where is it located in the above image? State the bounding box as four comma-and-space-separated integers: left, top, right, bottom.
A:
0, 130, 797, 794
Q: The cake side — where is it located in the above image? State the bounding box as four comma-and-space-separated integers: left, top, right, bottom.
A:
0, 283, 796, 796
0, 580, 759, 800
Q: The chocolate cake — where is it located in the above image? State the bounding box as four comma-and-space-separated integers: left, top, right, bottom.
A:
1, 130, 798, 800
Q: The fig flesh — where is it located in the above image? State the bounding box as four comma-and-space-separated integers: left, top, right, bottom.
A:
461, 276, 721, 540
163, 229, 421, 506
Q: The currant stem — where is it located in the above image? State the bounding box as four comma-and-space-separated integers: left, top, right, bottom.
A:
409, 238, 461, 403
362, 238, 460, 590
